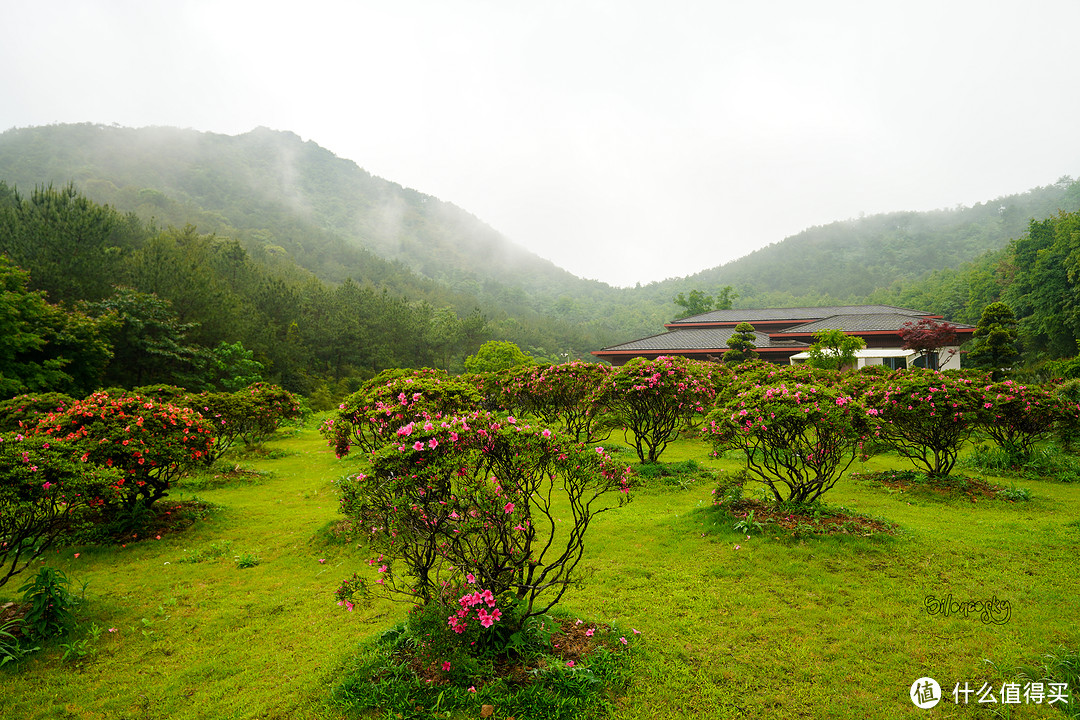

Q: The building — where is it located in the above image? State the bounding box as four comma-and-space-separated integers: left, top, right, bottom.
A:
591, 305, 975, 369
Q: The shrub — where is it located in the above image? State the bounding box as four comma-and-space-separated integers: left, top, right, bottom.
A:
321, 368, 481, 457
862, 370, 991, 478
980, 380, 1065, 460
0, 392, 77, 433
705, 381, 871, 504
191, 383, 301, 461
335, 414, 632, 630
0, 434, 119, 589
496, 362, 615, 444
33, 391, 214, 511
601, 356, 717, 463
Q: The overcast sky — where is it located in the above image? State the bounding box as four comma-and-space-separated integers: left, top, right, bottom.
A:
3, 1, 1079, 287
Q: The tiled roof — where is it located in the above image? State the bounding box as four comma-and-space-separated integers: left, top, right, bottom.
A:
668, 304, 933, 325
598, 328, 806, 352
782, 313, 975, 333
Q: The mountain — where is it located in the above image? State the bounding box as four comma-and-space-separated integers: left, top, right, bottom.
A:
0, 123, 606, 300
1, 123, 1077, 341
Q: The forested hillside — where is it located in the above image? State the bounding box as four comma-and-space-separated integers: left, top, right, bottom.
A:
2, 123, 1079, 378
0, 124, 640, 339
638, 177, 1080, 309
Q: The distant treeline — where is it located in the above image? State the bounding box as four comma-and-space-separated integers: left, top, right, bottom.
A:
0, 183, 584, 401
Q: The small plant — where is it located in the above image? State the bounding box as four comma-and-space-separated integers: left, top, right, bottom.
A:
996, 485, 1033, 502
331, 604, 636, 720
60, 623, 101, 663
0, 619, 39, 666
18, 566, 79, 642
733, 509, 763, 534
711, 470, 746, 508
1015, 646, 1080, 717
235, 552, 261, 569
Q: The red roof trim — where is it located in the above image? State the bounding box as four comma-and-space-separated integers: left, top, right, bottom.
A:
591, 347, 801, 356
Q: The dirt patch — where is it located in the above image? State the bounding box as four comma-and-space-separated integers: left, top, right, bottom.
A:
723, 498, 896, 537
851, 470, 1016, 502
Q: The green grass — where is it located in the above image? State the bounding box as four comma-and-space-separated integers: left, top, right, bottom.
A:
2, 426, 1078, 719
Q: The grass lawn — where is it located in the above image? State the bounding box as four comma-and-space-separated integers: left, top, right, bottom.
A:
2, 422, 1078, 719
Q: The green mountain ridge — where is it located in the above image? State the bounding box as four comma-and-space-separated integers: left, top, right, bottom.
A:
1, 123, 1077, 340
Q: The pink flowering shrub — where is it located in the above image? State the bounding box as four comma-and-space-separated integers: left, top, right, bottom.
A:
334, 413, 632, 632
705, 379, 871, 503
979, 380, 1067, 460
861, 370, 992, 478
320, 368, 480, 457
0, 392, 76, 433
0, 433, 120, 588
490, 362, 615, 444
601, 356, 718, 463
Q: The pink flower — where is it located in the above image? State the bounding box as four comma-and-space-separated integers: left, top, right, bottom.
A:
442, 661, 451, 671
42, 482, 52, 490
566, 660, 575, 667
585, 628, 594, 636
468, 686, 476, 693
318, 558, 326, 564
503, 502, 515, 514
428, 438, 438, 449
108, 628, 117, 633
541, 429, 552, 438
466, 573, 476, 584
413, 441, 425, 451
620, 637, 628, 645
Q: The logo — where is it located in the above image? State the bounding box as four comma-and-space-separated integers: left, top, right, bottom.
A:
911, 677, 942, 709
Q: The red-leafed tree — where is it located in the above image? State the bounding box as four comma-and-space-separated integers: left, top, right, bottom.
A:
899, 318, 958, 371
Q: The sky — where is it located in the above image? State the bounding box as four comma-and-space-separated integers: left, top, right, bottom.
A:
3, 1, 1080, 288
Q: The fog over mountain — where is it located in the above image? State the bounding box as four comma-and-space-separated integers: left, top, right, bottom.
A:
3, 2, 1080, 286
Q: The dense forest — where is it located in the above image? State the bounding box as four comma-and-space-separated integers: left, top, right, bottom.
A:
2, 123, 1080, 398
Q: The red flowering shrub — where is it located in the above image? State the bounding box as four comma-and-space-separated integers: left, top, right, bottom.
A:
335, 413, 632, 632
33, 391, 214, 510
601, 356, 718, 463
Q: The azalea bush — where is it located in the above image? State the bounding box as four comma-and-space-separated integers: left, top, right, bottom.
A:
980, 380, 1066, 461
33, 391, 214, 511
0, 392, 76, 433
601, 356, 718, 463
335, 414, 632, 633
861, 370, 990, 478
321, 368, 480, 457
705, 381, 871, 504
192, 383, 301, 461
0, 434, 119, 589
497, 361, 614, 443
